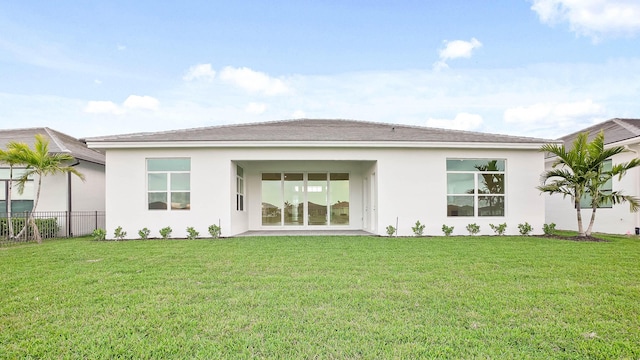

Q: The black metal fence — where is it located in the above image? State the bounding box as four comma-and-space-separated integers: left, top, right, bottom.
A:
0, 211, 105, 245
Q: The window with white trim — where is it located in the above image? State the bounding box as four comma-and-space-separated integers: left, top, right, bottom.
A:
147, 158, 190, 210
236, 165, 244, 211
447, 159, 505, 217
0, 168, 34, 213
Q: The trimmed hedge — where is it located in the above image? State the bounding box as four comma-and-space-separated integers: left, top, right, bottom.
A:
0, 217, 59, 239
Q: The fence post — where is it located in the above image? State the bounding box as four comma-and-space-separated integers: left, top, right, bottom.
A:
66, 211, 70, 238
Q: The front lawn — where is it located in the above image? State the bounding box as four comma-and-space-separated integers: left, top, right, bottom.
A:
1, 235, 639, 358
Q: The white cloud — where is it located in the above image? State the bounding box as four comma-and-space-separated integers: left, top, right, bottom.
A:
83, 101, 123, 115
94, 79, 102, 85
291, 110, 306, 118
84, 95, 159, 115
219, 66, 290, 95
531, 0, 640, 39
123, 95, 160, 111
245, 102, 267, 114
183, 63, 216, 81
504, 99, 605, 136
18, 58, 640, 140
426, 113, 483, 131
117, 44, 126, 51
434, 38, 482, 70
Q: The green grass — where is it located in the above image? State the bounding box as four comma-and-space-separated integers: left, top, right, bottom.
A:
1, 235, 640, 359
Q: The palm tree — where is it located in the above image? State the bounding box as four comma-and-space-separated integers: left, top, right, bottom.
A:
0, 146, 25, 239
538, 131, 640, 237
11, 134, 85, 243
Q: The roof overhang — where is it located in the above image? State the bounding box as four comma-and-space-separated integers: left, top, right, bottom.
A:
86, 140, 550, 150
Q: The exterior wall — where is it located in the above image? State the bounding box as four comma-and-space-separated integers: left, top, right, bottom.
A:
105, 148, 232, 239
544, 146, 640, 234
4, 160, 105, 213
31, 173, 67, 212
103, 146, 546, 238
71, 161, 105, 211
376, 148, 545, 236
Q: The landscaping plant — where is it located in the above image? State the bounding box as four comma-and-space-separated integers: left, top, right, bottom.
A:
208, 224, 221, 238
489, 223, 507, 236
386, 225, 396, 237
538, 131, 640, 237
466, 223, 480, 235
441, 224, 454, 236
138, 228, 151, 240
412, 220, 425, 236
113, 226, 127, 241
159, 226, 172, 239
518, 222, 533, 235
543, 223, 556, 235
186, 227, 199, 239
91, 228, 106, 241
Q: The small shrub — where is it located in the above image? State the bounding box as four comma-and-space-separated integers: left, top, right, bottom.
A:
92, 228, 106, 241
138, 227, 151, 240
412, 220, 425, 236
466, 223, 480, 236
489, 223, 507, 236
159, 226, 172, 239
518, 222, 533, 236
386, 225, 396, 237
208, 224, 221, 238
186, 227, 199, 239
113, 226, 127, 241
543, 223, 556, 235
442, 224, 454, 237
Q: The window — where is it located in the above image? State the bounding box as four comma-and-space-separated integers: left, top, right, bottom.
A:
147, 158, 190, 210
0, 168, 34, 213
236, 165, 244, 211
447, 159, 505, 217
580, 159, 613, 209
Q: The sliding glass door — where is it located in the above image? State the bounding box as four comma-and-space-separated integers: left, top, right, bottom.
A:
308, 173, 328, 225
284, 173, 304, 225
261, 172, 349, 227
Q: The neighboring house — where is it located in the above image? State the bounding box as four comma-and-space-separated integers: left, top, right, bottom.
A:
544, 118, 640, 235
85, 119, 555, 238
0, 127, 105, 235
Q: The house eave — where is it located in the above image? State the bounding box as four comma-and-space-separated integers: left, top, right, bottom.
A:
86, 140, 548, 150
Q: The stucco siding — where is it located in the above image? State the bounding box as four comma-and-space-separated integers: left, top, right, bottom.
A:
104, 146, 546, 238
71, 161, 105, 211
376, 148, 545, 236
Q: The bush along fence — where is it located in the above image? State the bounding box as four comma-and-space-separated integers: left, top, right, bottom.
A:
0, 211, 105, 245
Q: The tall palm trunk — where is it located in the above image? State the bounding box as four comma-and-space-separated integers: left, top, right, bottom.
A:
585, 206, 597, 237
15, 175, 42, 243
575, 197, 585, 236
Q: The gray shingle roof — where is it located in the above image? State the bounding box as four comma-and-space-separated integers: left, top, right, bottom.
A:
85, 119, 554, 144
0, 127, 105, 165
558, 118, 640, 145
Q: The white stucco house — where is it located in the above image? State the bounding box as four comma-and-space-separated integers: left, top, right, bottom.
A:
0, 127, 105, 236
85, 119, 556, 238
544, 118, 640, 235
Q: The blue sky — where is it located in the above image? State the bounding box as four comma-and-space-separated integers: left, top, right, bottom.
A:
1, 0, 640, 139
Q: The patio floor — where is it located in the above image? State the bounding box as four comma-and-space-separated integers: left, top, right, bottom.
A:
235, 230, 375, 237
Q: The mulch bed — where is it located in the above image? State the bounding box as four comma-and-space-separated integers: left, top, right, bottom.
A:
537, 234, 609, 242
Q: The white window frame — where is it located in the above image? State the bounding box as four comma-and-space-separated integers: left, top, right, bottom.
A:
236, 165, 244, 211
146, 158, 191, 211
446, 159, 506, 217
